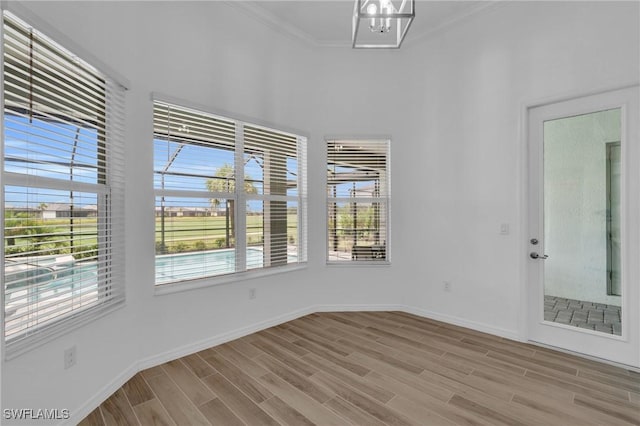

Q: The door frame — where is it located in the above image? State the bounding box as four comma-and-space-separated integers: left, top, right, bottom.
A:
518, 83, 640, 368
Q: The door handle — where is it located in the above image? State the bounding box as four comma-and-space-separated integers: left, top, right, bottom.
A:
530, 252, 549, 260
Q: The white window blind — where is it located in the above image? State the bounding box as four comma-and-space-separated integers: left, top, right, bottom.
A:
327, 139, 390, 262
2, 11, 126, 354
153, 100, 307, 287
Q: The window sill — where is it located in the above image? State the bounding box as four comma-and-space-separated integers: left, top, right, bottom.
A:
326, 260, 392, 267
154, 263, 308, 296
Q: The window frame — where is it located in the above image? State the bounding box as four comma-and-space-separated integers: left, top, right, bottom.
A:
152, 95, 308, 295
1, 8, 128, 358
326, 137, 391, 266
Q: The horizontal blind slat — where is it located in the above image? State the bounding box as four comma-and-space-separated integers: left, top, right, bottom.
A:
3, 11, 125, 350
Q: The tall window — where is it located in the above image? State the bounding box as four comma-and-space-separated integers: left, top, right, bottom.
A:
2, 12, 126, 353
327, 139, 390, 262
153, 100, 307, 286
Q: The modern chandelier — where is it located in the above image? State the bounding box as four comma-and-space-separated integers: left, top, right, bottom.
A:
352, 0, 415, 49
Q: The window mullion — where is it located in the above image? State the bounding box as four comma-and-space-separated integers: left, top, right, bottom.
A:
235, 122, 246, 273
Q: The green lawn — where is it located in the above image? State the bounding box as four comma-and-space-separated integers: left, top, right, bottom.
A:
5, 214, 301, 257
155, 214, 298, 253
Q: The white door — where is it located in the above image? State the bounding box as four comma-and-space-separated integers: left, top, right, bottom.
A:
527, 86, 639, 367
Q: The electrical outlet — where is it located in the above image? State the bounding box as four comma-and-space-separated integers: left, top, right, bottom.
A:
443, 281, 452, 292
64, 346, 77, 369
249, 288, 256, 300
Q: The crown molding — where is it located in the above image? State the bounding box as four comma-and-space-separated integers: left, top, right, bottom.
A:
225, 0, 504, 50
404, 0, 502, 49
225, 0, 321, 47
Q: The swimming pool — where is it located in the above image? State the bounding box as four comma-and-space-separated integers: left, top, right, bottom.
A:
156, 247, 297, 284
5, 247, 296, 303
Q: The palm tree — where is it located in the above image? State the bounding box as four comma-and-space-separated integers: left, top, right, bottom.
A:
205, 164, 257, 246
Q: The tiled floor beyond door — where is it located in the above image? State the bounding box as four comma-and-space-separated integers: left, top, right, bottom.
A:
544, 295, 622, 335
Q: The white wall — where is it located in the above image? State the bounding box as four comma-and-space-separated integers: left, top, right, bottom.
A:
396, 0, 639, 335
1, 1, 638, 424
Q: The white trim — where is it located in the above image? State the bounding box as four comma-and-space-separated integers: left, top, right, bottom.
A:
521, 85, 640, 366
151, 92, 308, 140
326, 260, 391, 267
527, 341, 640, 373
227, 0, 500, 50
155, 264, 308, 296
402, 305, 520, 341
0, 2, 130, 90
517, 82, 640, 343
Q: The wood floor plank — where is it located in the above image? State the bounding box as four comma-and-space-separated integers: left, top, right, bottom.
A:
447, 394, 520, 426
460, 336, 537, 358
258, 372, 347, 426
132, 399, 176, 426
213, 343, 269, 379
533, 346, 637, 379
573, 393, 640, 424
436, 321, 507, 343
250, 335, 318, 377
161, 359, 215, 407
417, 367, 514, 404
293, 337, 370, 377
122, 374, 155, 406
442, 350, 527, 377
289, 317, 343, 343
227, 337, 263, 359
100, 388, 140, 426
287, 324, 352, 356
336, 337, 424, 375
269, 324, 304, 342
201, 373, 278, 426
310, 370, 413, 426
321, 312, 367, 329
348, 351, 454, 403
260, 395, 316, 426
301, 352, 395, 403
324, 396, 387, 426
487, 349, 578, 376
365, 325, 446, 357
254, 353, 332, 403
378, 311, 446, 332
524, 369, 632, 403
387, 395, 458, 426
577, 368, 640, 393
256, 329, 309, 357
197, 398, 244, 426
511, 393, 605, 426
470, 367, 574, 403
146, 373, 210, 426
140, 366, 165, 380
324, 323, 382, 342
366, 370, 488, 426
77, 408, 105, 426
181, 353, 217, 379
201, 350, 273, 403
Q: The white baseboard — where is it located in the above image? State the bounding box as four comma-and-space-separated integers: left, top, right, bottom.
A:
66, 303, 519, 424
313, 303, 406, 313
401, 305, 521, 341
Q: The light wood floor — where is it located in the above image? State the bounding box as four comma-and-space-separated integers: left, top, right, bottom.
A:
79, 311, 640, 425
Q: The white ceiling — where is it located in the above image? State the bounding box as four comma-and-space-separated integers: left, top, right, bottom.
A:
233, 1, 497, 47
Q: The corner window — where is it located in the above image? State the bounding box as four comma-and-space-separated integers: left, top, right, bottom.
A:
327, 139, 390, 263
2, 11, 126, 354
153, 100, 307, 287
